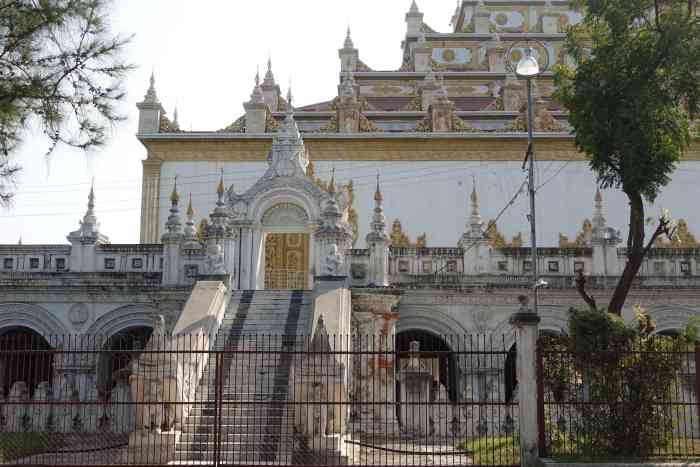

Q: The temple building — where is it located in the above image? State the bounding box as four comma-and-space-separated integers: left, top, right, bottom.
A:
0, 1, 698, 460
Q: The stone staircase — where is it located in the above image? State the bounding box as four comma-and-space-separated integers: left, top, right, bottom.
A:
175, 289, 312, 464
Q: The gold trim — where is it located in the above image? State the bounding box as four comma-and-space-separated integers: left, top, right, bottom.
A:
142, 138, 700, 162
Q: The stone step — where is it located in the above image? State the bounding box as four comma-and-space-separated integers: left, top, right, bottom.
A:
182, 423, 296, 433
173, 450, 293, 463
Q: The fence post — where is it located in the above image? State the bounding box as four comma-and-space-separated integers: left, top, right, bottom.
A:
695, 342, 700, 427
510, 304, 541, 467
536, 343, 546, 458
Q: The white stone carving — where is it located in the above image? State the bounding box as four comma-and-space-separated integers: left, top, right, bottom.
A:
7, 381, 28, 432
109, 380, 134, 433
81, 383, 102, 432
68, 303, 90, 330
31, 381, 52, 431
324, 243, 344, 276
205, 243, 226, 275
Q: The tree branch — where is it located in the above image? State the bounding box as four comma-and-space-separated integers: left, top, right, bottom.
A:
576, 271, 598, 312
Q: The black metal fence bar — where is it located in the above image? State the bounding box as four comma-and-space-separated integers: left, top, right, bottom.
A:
0, 333, 519, 467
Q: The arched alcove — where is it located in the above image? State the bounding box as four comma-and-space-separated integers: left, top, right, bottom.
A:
396, 329, 458, 402
96, 326, 153, 399
0, 327, 53, 398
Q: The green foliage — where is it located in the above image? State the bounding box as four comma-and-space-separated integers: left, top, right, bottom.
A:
543, 309, 686, 458
555, 0, 700, 201
458, 436, 520, 466
0, 433, 63, 462
0, 0, 134, 205
556, 0, 700, 315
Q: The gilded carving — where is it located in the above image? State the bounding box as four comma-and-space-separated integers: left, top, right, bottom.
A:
487, 221, 522, 248
264, 233, 309, 290
390, 219, 427, 248
559, 219, 592, 247
655, 219, 699, 248
218, 115, 246, 133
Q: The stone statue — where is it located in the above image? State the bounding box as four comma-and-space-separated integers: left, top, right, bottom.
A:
324, 243, 344, 276
81, 383, 102, 432
109, 379, 134, 433
7, 381, 28, 432
432, 383, 454, 438
31, 382, 52, 431
205, 242, 226, 275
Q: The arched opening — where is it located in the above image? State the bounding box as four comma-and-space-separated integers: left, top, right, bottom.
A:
96, 326, 152, 399
395, 330, 458, 402
260, 203, 311, 290
0, 327, 53, 398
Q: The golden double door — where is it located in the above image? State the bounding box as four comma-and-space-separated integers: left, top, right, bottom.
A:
263, 233, 310, 290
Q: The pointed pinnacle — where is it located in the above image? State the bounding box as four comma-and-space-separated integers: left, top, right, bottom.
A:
186, 193, 194, 218
170, 176, 180, 204
328, 168, 336, 194
374, 173, 383, 202
217, 169, 225, 196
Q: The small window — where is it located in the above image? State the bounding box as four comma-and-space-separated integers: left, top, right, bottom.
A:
548, 261, 560, 273
574, 261, 585, 273
681, 261, 691, 274
398, 260, 410, 273
422, 261, 433, 274
498, 261, 508, 272
55, 258, 66, 271
29, 258, 40, 269
185, 264, 199, 278
3, 258, 13, 270
447, 260, 457, 273
653, 261, 666, 275
104, 258, 116, 270
132, 258, 143, 269
523, 261, 532, 273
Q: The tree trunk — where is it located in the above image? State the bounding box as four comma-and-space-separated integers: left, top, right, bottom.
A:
607, 192, 646, 315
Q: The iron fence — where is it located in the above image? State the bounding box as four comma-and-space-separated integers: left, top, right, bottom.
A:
0, 332, 518, 466
538, 336, 700, 461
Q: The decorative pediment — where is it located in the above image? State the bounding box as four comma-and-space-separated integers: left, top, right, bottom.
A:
261, 203, 309, 227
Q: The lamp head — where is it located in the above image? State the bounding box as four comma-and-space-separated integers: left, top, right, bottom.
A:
516, 47, 540, 77
534, 279, 549, 289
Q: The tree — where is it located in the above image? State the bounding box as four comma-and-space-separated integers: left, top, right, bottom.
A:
0, 0, 133, 205
555, 0, 700, 315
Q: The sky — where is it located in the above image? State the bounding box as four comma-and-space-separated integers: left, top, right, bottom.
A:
0, 0, 459, 244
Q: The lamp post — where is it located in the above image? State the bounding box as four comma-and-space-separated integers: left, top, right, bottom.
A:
507, 42, 550, 315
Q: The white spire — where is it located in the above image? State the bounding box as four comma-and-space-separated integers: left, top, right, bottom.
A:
593, 187, 606, 230
470, 181, 481, 225
173, 105, 179, 126
250, 71, 264, 104
409, 0, 421, 14
182, 193, 200, 248
367, 173, 388, 242
263, 55, 276, 86
162, 177, 183, 241
344, 26, 355, 49
67, 180, 109, 244
144, 71, 159, 103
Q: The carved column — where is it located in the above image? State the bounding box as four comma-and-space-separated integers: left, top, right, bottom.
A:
140, 160, 162, 243
351, 293, 401, 436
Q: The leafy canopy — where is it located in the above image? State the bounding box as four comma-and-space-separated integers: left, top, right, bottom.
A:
0, 0, 133, 205
555, 0, 700, 202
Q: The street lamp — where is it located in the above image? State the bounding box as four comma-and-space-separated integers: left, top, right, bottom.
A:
506, 42, 550, 315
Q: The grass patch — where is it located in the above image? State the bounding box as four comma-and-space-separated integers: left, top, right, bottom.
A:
547, 437, 700, 462
459, 436, 520, 466
0, 433, 64, 462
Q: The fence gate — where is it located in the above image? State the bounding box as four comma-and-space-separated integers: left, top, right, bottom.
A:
0, 333, 519, 467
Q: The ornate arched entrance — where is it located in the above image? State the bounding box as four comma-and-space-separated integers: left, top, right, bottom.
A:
260, 202, 312, 290
396, 330, 458, 402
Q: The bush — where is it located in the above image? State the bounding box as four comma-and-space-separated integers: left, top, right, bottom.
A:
543, 308, 685, 459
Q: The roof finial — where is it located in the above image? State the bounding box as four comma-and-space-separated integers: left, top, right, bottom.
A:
409, 0, 420, 14
170, 176, 180, 204
87, 178, 95, 214
217, 169, 225, 197
186, 193, 194, 219
595, 187, 603, 209
173, 105, 179, 126
17, 236, 22, 245
144, 70, 159, 103
344, 26, 354, 49
286, 82, 294, 114
328, 167, 336, 194
374, 172, 383, 202
255, 66, 260, 87
264, 54, 275, 86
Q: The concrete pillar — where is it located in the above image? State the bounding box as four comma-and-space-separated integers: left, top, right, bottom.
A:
509, 306, 541, 467
238, 226, 253, 290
